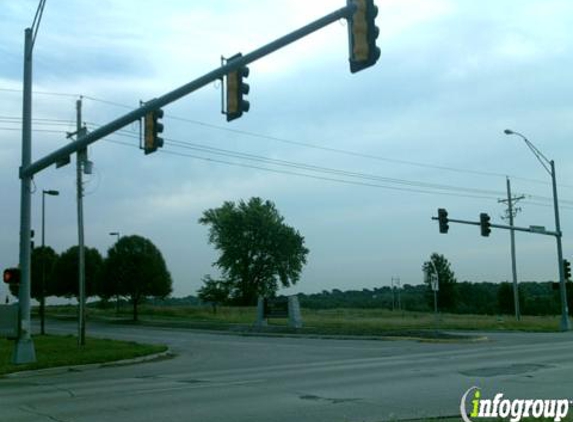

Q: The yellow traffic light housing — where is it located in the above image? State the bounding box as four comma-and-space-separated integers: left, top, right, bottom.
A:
225, 53, 250, 122
347, 0, 381, 73
143, 109, 164, 155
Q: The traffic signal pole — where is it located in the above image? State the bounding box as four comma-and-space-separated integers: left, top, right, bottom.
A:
432, 210, 569, 331
21, 5, 355, 179
14, 27, 36, 364
15, 2, 379, 363
550, 160, 570, 331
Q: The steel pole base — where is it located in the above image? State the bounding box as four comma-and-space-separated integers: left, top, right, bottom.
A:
559, 315, 571, 332
12, 338, 36, 364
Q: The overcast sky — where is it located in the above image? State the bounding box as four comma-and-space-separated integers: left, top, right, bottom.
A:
2, 0, 573, 301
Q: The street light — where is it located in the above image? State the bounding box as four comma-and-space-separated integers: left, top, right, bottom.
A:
504, 129, 570, 331
40, 189, 59, 335
109, 231, 120, 314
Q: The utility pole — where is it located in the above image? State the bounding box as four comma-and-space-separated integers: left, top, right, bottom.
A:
498, 177, 524, 321
391, 277, 401, 311
391, 277, 395, 311
76, 98, 87, 346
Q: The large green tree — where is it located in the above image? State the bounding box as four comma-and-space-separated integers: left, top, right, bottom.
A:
199, 197, 309, 305
422, 252, 458, 312
103, 235, 172, 321
52, 246, 103, 299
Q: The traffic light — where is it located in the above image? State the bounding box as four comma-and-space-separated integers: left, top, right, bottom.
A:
564, 259, 571, 280
437, 208, 449, 234
347, 0, 381, 73
3, 268, 20, 285
144, 108, 164, 155
226, 53, 250, 122
480, 213, 491, 237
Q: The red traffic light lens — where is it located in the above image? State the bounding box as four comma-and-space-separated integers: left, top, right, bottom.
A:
3, 268, 21, 284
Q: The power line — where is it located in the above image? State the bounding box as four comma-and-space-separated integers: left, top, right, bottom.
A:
108, 135, 573, 208
85, 95, 560, 186
103, 137, 505, 201
0, 89, 564, 188
2, 116, 573, 208
0, 127, 63, 134
101, 127, 508, 198
3, 90, 573, 203
0, 87, 78, 98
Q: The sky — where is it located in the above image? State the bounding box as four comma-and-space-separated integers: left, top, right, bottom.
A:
1, 0, 573, 302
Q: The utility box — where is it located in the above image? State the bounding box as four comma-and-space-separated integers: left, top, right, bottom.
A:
0, 304, 19, 339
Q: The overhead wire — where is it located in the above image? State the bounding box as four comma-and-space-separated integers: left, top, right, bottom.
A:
2, 90, 573, 207
2, 114, 568, 207
2, 88, 565, 188
93, 125, 509, 198
102, 136, 505, 201
97, 130, 573, 210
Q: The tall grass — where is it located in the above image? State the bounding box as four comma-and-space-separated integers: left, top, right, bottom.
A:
48, 305, 560, 333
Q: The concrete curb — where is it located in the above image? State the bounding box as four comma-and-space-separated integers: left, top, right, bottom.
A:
231, 330, 489, 343
100, 318, 488, 343
5, 348, 174, 378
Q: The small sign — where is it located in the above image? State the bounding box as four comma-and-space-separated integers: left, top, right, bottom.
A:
431, 274, 439, 292
264, 297, 289, 318
530, 225, 546, 233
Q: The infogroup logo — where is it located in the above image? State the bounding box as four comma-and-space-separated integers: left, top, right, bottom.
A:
460, 387, 570, 422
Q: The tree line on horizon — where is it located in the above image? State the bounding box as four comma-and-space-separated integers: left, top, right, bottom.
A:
296, 280, 565, 316
196, 252, 570, 317
8, 234, 172, 321
298, 253, 567, 316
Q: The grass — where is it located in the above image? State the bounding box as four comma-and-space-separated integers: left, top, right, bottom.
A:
47, 304, 563, 336
0, 334, 167, 376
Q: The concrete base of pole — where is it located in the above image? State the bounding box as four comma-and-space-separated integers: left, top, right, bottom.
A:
12, 338, 36, 364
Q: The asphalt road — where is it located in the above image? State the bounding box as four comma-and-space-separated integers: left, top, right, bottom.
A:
2, 321, 573, 422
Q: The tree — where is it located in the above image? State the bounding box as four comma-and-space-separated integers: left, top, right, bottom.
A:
497, 282, 514, 315
52, 246, 103, 299
199, 197, 309, 305
103, 235, 172, 321
197, 275, 231, 314
422, 253, 458, 312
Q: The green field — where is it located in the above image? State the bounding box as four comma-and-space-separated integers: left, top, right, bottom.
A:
47, 304, 563, 336
0, 335, 167, 376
